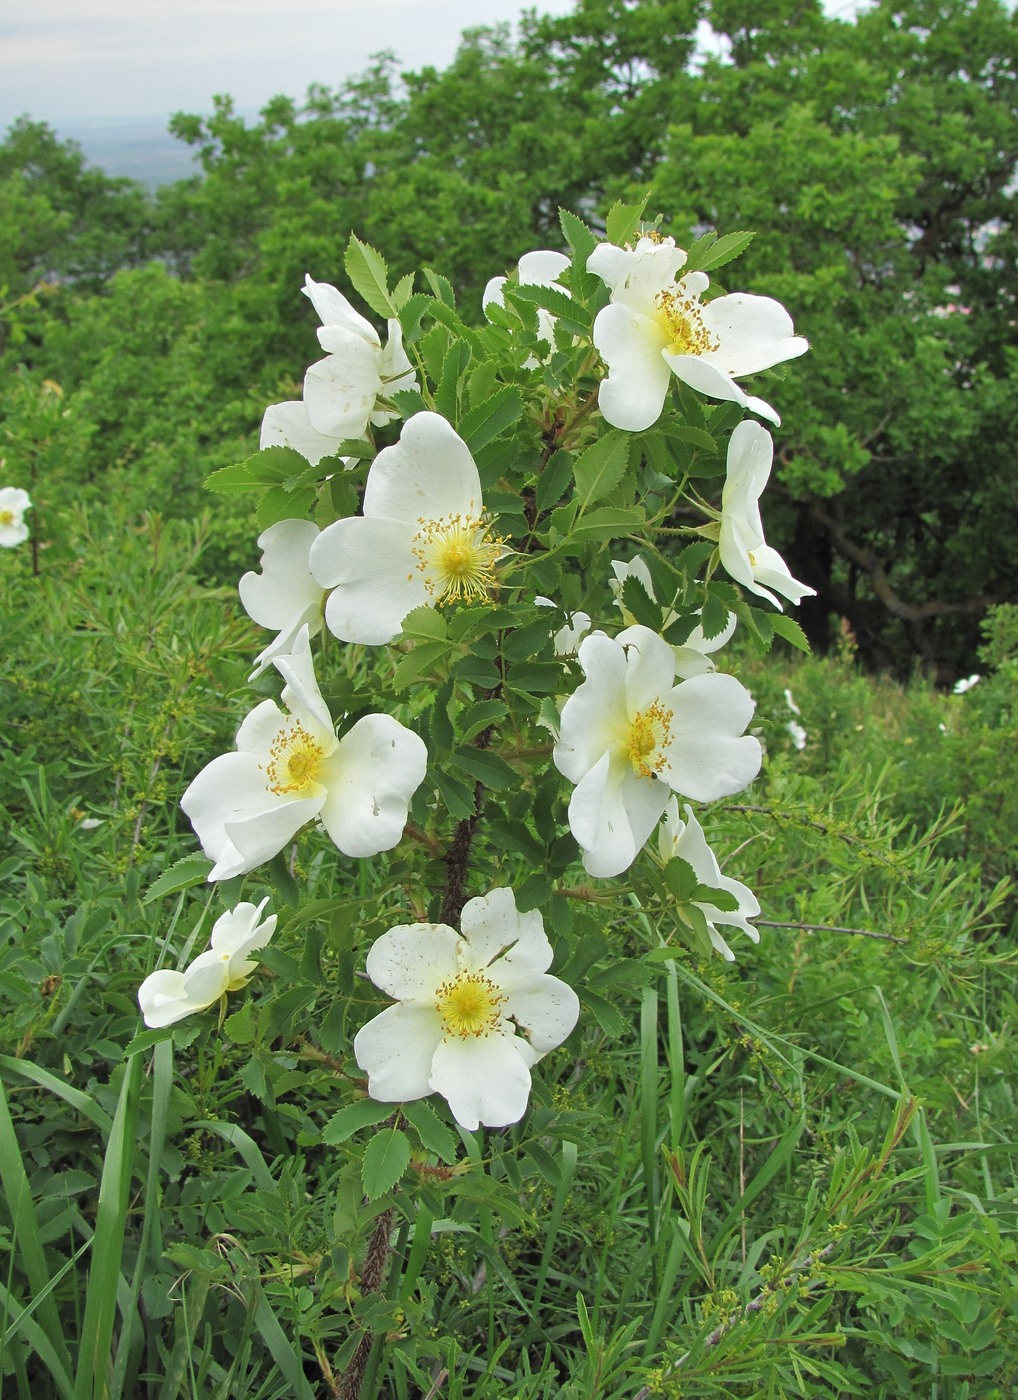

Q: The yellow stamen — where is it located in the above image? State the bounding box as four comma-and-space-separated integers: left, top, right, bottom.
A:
0, 510, 13, 526
264, 721, 324, 795
654, 289, 720, 358
625, 700, 674, 780
435, 970, 506, 1038
412, 512, 505, 606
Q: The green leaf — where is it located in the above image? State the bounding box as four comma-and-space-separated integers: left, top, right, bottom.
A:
344, 233, 395, 318
392, 641, 453, 692
688, 230, 755, 274
535, 449, 574, 514
143, 853, 212, 903
666, 424, 717, 454
771, 613, 811, 652
567, 505, 644, 545
450, 748, 517, 791
699, 590, 732, 642
401, 607, 447, 642
402, 1100, 457, 1162
622, 574, 662, 631
223, 1001, 256, 1046
691, 884, 740, 913
459, 384, 524, 454
573, 430, 631, 511
604, 195, 651, 248
389, 387, 428, 418
663, 857, 700, 902
509, 282, 582, 326
423, 267, 456, 308
204, 445, 305, 496
322, 1099, 395, 1145
362, 1127, 412, 1199
559, 208, 597, 262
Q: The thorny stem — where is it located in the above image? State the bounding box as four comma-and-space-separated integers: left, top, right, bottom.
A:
336, 1206, 397, 1400
756, 918, 907, 946
440, 721, 496, 928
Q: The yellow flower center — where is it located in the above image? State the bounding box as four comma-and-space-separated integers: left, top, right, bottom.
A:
654, 289, 720, 358
264, 721, 324, 795
435, 970, 506, 1038
412, 513, 505, 606
625, 700, 674, 780
0, 510, 13, 526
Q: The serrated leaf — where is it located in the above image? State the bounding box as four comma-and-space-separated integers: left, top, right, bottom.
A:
389, 387, 428, 419
344, 234, 395, 318
401, 1100, 458, 1162
362, 1127, 412, 1199
509, 282, 580, 325
691, 883, 741, 914
694, 230, 755, 273
567, 506, 644, 544
667, 425, 717, 454
535, 449, 573, 514
559, 208, 597, 262
400, 607, 447, 642
255, 484, 317, 532
322, 1100, 395, 1145
604, 194, 651, 249
423, 267, 456, 308
459, 385, 523, 454
574, 429, 630, 511
391, 271, 415, 309
143, 853, 212, 903
223, 1001, 256, 1046
392, 640, 453, 692
622, 574, 662, 631
204, 446, 306, 496
771, 614, 811, 652
450, 749, 517, 791
663, 857, 700, 903
700, 591, 732, 641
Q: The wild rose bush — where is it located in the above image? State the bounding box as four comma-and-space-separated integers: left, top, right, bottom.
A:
140, 201, 820, 1391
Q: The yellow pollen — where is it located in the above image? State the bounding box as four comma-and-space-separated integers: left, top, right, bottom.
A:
0, 510, 13, 526
625, 700, 674, 780
412, 512, 505, 606
435, 970, 506, 1039
264, 721, 324, 795
654, 289, 720, 358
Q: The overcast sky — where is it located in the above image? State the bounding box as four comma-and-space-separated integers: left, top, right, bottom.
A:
0, 0, 579, 131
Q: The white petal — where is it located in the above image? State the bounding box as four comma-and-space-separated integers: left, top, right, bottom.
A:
430, 1032, 533, 1130
365, 923, 460, 1001
592, 303, 673, 431
304, 335, 382, 440
660, 675, 761, 802
180, 751, 310, 880
569, 753, 667, 878
318, 714, 428, 857
482, 275, 507, 311
504, 974, 580, 1055
355, 1002, 444, 1102
210, 897, 276, 964
745, 544, 816, 606
699, 294, 809, 376
313, 517, 430, 645
138, 970, 200, 1028
223, 790, 325, 874
302, 274, 378, 344
180, 949, 231, 1006
259, 401, 344, 466
239, 519, 324, 631
272, 625, 335, 741
363, 412, 482, 525
554, 631, 628, 783
615, 625, 678, 711
235, 697, 289, 754
666, 354, 780, 426
460, 888, 551, 975
518, 250, 570, 286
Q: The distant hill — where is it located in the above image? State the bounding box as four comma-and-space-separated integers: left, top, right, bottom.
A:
57, 115, 204, 188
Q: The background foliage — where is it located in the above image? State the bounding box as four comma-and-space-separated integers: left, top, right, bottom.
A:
2, 1, 1017, 1395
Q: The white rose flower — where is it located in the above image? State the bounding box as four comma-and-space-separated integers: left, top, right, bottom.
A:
658, 800, 760, 961
553, 625, 761, 878
238, 519, 326, 678
309, 412, 507, 645
181, 625, 427, 880
483, 249, 571, 356
0, 487, 32, 547
259, 400, 349, 468
302, 274, 417, 441
609, 556, 736, 677
718, 421, 815, 609
535, 596, 592, 656
354, 887, 579, 1131
587, 236, 808, 431
137, 898, 276, 1028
